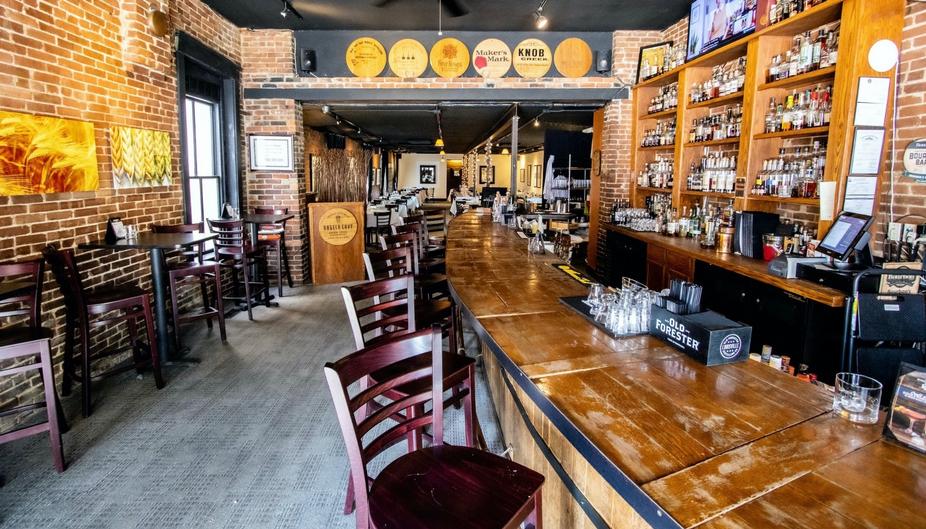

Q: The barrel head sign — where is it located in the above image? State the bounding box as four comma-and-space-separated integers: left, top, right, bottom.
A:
472, 38, 512, 78
902, 138, 926, 182
513, 38, 552, 78
318, 207, 358, 246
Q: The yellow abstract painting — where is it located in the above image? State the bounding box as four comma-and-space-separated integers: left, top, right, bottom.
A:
110, 126, 172, 188
0, 110, 100, 196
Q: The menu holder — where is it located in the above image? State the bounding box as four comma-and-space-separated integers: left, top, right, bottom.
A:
105, 217, 126, 244
883, 362, 926, 455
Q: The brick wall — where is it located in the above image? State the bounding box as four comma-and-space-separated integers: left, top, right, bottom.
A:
877, 1, 926, 251
0, 0, 239, 416
241, 97, 308, 282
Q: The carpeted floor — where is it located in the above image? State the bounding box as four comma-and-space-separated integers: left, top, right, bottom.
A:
0, 285, 503, 529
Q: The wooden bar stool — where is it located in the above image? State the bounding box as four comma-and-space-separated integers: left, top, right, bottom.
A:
42, 246, 162, 418
152, 223, 227, 351
392, 222, 445, 273
380, 232, 448, 300
254, 206, 293, 298
325, 327, 543, 529
0, 259, 65, 472
362, 246, 454, 325
207, 219, 271, 321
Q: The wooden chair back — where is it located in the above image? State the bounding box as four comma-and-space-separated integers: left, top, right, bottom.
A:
152, 222, 207, 262
207, 218, 248, 256
363, 246, 413, 282
379, 232, 420, 275
373, 211, 391, 229
41, 246, 87, 316
324, 326, 444, 529
393, 221, 428, 261
0, 259, 44, 328
254, 206, 289, 233
341, 274, 416, 350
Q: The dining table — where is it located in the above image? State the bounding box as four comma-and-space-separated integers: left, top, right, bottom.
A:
79, 231, 217, 363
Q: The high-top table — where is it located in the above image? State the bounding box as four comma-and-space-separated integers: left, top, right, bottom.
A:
80, 232, 216, 363
445, 211, 924, 529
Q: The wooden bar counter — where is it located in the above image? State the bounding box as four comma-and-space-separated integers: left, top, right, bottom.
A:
446, 211, 925, 529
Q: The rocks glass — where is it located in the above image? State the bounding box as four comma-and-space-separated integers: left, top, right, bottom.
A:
833, 372, 882, 425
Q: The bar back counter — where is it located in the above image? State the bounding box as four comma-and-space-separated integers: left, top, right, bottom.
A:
446, 211, 924, 529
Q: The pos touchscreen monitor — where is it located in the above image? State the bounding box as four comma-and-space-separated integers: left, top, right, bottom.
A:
817, 212, 874, 262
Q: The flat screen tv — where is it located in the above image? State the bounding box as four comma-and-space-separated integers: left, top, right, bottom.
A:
686, 0, 759, 61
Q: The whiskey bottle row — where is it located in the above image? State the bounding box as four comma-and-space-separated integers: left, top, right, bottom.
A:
751, 142, 827, 199
767, 0, 828, 26
766, 23, 839, 83
648, 82, 678, 114
641, 118, 676, 147
638, 155, 674, 189
688, 104, 743, 143
763, 85, 832, 133
687, 150, 737, 194
689, 57, 747, 103
639, 43, 685, 81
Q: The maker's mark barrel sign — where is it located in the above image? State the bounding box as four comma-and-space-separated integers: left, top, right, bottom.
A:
472, 38, 512, 78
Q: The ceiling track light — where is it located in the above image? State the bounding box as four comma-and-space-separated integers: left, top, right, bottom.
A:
534, 0, 549, 30
279, 0, 303, 20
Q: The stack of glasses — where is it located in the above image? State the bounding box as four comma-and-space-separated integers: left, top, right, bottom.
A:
586, 282, 660, 336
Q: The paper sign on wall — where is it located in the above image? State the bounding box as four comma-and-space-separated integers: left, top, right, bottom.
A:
855, 77, 890, 127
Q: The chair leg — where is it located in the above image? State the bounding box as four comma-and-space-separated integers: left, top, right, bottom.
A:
526, 491, 542, 529
463, 364, 476, 448
242, 263, 254, 321
38, 340, 65, 472
213, 265, 227, 343
343, 472, 356, 515
126, 311, 143, 374
142, 297, 165, 389
79, 321, 92, 418
276, 242, 284, 299
61, 319, 75, 397
200, 275, 213, 330
168, 272, 183, 354
261, 258, 272, 306
281, 237, 293, 288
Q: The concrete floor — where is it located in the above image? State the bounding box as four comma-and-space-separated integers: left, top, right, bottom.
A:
0, 285, 503, 529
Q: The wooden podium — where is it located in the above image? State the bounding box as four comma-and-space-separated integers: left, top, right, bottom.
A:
307, 202, 365, 284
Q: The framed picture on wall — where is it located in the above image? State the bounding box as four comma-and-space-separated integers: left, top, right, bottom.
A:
249, 135, 294, 171
636, 41, 672, 83
532, 164, 542, 187
519, 168, 526, 184
419, 164, 437, 184
479, 165, 495, 184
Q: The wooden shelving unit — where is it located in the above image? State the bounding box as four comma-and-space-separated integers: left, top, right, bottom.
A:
628, 0, 905, 234
687, 91, 744, 110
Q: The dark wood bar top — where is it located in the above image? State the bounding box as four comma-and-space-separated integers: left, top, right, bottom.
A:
602, 224, 847, 307
447, 211, 924, 529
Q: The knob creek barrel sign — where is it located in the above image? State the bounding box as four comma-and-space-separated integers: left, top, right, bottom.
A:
318, 208, 358, 246
513, 38, 552, 78
472, 38, 512, 78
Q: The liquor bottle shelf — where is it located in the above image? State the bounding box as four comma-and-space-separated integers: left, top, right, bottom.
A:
687, 91, 745, 110
684, 137, 741, 148
681, 190, 738, 199
636, 186, 674, 194
759, 66, 837, 91
639, 144, 676, 151
753, 125, 830, 140
641, 108, 677, 120
747, 195, 820, 205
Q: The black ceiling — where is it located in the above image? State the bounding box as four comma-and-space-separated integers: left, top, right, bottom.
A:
204, 0, 689, 31
302, 103, 596, 153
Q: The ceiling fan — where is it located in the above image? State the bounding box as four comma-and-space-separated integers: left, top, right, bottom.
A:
371, 0, 470, 17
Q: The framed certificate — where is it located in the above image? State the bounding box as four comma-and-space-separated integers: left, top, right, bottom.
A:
249, 135, 294, 171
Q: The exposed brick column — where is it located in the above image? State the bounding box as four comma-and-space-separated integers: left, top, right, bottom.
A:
242, 98, 309, 284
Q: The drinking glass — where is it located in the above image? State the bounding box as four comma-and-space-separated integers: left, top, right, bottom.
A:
596, 293, 617, 323
833, 372, 882, 425
587, 283, 604, 314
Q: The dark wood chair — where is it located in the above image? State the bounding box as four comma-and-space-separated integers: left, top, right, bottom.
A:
325, 327, 543, 529
391, 222, 445, 272
366, 210, 392, 247
0, 259, 65, 472
207, 218, 270, 320
254, 206, 294, 298
380, 231, 448, 300
152, 223, 227, 351
42, 246, 162, 418
363, 245, 452, 315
